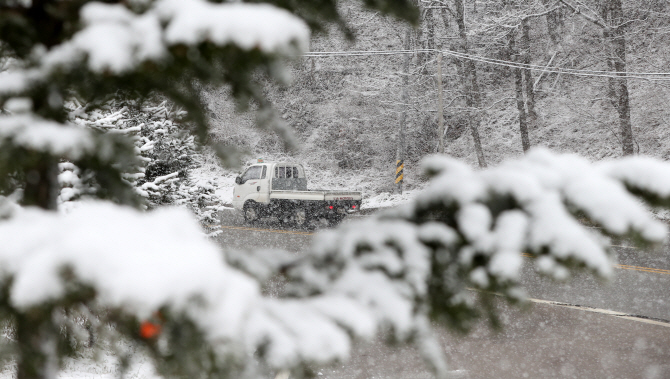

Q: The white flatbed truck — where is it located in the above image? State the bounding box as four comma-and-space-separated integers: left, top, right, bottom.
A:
232, 162, 362, 227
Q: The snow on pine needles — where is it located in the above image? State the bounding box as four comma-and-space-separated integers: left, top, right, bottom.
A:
3, 148, 670, 378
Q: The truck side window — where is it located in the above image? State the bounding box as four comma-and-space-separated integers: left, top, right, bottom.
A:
275, 166, 286, 178
286, 166, 293, 178
292, 167, 299, 178
241, 166, 262, 182
261, 166, 267, 179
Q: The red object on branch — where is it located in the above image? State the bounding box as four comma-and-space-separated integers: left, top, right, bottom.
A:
139, 321, 161, 339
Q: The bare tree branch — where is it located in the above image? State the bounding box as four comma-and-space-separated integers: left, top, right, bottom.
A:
558, 0, 609, 29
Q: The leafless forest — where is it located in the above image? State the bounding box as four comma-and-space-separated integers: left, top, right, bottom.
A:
205, 0, 670, 193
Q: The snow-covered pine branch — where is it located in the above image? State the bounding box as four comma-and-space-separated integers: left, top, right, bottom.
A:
0, 0, 311, 156
62, 99, 225, 224
0, 0, 665, 378
0, 0, 418, 378
3, 149, 670, 378
278, 148, 670, 372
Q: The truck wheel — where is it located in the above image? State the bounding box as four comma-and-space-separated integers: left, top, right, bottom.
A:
243, 202, 259, 224
292, 208, 309, 229
328, 214, 345, 227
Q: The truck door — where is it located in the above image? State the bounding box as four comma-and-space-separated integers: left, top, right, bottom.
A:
233, 165, 268, 210
256, 165, 270, 203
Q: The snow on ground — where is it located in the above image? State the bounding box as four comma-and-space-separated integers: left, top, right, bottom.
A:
190, 151, 421, 210
57, 356, 161, 379
189, 149, 670, 228
0, 353, 161, 379
361, 190, 418, 210
189, 153, 238, 207
211, 178, 417, 211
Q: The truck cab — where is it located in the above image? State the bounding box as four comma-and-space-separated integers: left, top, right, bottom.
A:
232, 162, 362, 228
232, 163, 306, 211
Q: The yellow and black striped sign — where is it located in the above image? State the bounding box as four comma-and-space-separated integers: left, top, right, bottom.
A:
395, 159, 404, 184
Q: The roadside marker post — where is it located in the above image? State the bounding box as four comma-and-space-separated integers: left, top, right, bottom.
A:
395, 159, 404, 187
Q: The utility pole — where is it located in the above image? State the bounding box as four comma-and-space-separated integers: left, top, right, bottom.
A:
396, 28, 410, 194
437, 52, 444, 154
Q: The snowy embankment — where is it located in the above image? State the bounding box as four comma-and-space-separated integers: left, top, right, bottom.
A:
0, 354, 160, 379
193, 157, 421, 212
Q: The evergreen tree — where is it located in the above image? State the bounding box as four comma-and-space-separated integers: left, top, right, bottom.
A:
2, 1, 670, 379
59, 98, 224, 225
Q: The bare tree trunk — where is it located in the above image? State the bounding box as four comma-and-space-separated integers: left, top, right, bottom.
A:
310, 57, 316, 86
562, 0, 634, 155
454, 0, 487, 168
417, 8, 427, 71
420, 7, 436, 75
521, 18, 537, 128
609, 0, 634, 155
437, 53, 445, 154
543, 0, 564, 46
509, 34, 531, 153
426, 7, 436, 52
599, 2, 620, 110
604, 29, 619, 110
397, 28, 411, 194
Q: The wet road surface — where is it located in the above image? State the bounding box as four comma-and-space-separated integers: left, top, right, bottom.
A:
212, 209, 670, 378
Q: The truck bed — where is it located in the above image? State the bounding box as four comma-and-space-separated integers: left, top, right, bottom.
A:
270, 190, 362, 201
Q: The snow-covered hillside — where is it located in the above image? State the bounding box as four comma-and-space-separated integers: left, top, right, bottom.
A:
203, 0, 670, 198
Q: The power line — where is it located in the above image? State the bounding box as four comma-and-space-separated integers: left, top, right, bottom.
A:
442, 49, 670, 79
303, 48, 670, 81
305, 48, 670, 79
303, 49, 417, 57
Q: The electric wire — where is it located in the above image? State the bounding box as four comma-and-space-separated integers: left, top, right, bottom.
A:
304, 48, 670, 78
303, 48, 670, 81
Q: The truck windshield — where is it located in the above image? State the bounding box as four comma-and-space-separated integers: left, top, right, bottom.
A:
241, 166, 263, 182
